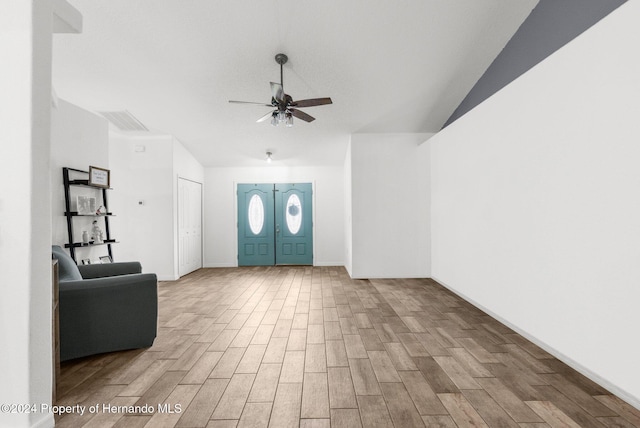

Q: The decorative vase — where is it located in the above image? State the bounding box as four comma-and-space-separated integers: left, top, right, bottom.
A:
82, 231, 89, 244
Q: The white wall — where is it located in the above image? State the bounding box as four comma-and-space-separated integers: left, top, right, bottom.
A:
348, 133, 431, 279
0, 1, 54, 427
109, 134, 204, 280
204, 166, 344, 267
109, 134, 175, 279
431, 1, 640, 407
50, 99, 110, 261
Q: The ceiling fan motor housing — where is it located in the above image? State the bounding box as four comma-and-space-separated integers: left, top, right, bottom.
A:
275, 53, 288, 65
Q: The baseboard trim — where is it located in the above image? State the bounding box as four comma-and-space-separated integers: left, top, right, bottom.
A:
203, 263, 237, 268
432, 275, 640, 411
31, 412, 55, 428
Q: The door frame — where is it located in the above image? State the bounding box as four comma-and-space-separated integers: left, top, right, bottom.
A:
177, 176, 203, 277
234, 180, 316, 267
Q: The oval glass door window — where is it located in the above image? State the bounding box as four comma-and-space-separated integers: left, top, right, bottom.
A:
285, 194, 302, 235
248, 194, 265, 235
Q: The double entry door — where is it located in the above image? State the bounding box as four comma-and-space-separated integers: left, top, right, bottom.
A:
238, 183, 312, 266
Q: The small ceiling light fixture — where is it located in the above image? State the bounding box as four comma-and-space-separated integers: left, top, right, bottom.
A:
266, 151, 273, 163
270, 111, 293, 127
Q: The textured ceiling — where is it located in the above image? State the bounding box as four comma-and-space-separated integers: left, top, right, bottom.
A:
52, 0, 537, 167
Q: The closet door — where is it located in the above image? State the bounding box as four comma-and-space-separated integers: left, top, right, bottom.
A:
178, 178, 202, 277
237, 183, 275, 266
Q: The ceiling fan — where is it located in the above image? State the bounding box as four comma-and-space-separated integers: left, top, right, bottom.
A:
229, 53, 332, 127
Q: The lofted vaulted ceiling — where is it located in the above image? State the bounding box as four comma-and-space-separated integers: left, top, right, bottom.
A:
52, 0, 537, 167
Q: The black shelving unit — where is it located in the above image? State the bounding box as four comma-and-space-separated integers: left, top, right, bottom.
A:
63, 167, 117, 263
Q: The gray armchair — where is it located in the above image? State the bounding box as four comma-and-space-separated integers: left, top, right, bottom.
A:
52, 245, 158, 361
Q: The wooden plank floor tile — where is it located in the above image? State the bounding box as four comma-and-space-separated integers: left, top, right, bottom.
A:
269, 382, 302, 428
421, 415, 458, 427
380, 382, 425, 427
438, 393, 489, 428
367, 350, 401, 383
237, 402, 271, 428
325, 340, 349, 367
398, 370, 448, 416
247, 363, 281, 403
261, 337, 287, 364
356, 395, 394, 428
305, 343, 327, 373
176, 378, 229, 427
327, 367, 357, 409
475, 377, 544, 423
55, 267, 640, 428
236, 344, 267, 374
209, 347, 246, 379
330, 409, 362, 428
525, 401, 582, 428
211, 373, 255, 419
181, 351, 223, 385
384, 342, 418, 370
462, 389, 520, 427
343, 334, 368, 359
301, 372, 330, 419
280, 350, 305, 383
349, 358, 382, 396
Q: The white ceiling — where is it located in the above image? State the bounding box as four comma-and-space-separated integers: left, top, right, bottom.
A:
52, 0, 537, 167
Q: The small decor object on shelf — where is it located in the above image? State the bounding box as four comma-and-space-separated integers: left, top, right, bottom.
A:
82, 231, 90, 244
81, 258, 91, 265
99, 255, 112, 263
77, 196, 97, 215
96, 205, 106, 215
89, 166, 110, 188
91, 220, 103, 243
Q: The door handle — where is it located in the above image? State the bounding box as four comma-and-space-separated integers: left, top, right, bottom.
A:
276, 224, 280, 234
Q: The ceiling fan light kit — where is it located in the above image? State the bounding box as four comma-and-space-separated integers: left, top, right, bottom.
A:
229, 53, 332, 127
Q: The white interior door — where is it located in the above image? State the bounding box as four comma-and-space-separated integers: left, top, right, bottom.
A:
178, 178, 202, 277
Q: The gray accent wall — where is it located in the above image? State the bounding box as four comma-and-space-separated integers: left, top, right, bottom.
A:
443, 0, 626, 128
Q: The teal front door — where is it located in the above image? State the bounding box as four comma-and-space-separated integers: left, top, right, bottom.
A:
275, 183, 313, 265
237, 183, 313, 266
237, 184, 275, 266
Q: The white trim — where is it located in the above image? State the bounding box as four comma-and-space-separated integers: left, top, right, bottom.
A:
31, 413, 55, 428
204, 263, 236, 268
432, 275, 640, 411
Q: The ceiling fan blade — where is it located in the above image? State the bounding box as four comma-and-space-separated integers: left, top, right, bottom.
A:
291, 97, 333, 108
256, 111, 275, 123
270, 82, 285, 103
290, 108, 315, 122
229, 100, 272, 107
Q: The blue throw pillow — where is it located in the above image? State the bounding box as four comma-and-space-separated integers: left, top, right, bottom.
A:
52, 245, 83, 281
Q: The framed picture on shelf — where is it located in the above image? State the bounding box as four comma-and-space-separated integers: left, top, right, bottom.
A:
76, 195, 97, 215
81, 258, 91, 265
89, 166, 110, 188
99, 255, 112, 263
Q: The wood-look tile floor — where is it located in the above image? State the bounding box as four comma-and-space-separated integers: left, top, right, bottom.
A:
56, 267, 640, 427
